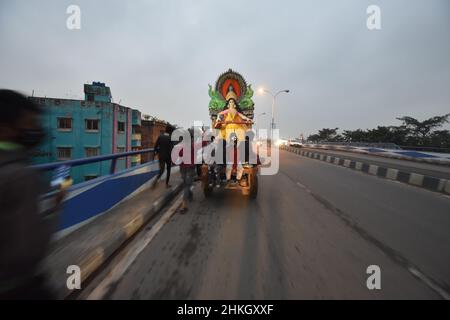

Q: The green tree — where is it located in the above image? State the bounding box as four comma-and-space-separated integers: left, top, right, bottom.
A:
396, 114, 450, 144
307, 128, 343, 142
307, 114, 450, 150
343, 129, 368, 142
307, 133, 321, 142
318, 128, 339, 141
429, 130, 450, 148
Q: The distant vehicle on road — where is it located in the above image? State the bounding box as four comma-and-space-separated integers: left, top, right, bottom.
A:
288, 139, 303, 147
275, 139, 288, 147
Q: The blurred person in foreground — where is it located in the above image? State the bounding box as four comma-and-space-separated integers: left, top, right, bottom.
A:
0, 90, 64, 300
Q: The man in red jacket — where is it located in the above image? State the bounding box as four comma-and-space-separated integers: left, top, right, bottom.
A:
178, 128, 210, 213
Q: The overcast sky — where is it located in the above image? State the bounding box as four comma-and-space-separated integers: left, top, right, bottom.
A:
0, 0, 449, 137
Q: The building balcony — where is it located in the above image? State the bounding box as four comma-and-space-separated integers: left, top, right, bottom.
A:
132, 111, 141, 126
131, 140, 141, 147
132, 133, 141, 140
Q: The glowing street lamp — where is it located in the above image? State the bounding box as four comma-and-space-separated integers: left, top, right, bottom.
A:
258, 88, 290, 140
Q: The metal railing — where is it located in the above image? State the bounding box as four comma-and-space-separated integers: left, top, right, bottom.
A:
397, 145, 450, 154
304, 141, 402, 150
304, 141, 450, 153
32, 148, 155, 173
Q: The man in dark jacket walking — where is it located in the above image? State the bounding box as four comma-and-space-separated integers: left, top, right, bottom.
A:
153, 126, 174, 188
0, 90, 63, 299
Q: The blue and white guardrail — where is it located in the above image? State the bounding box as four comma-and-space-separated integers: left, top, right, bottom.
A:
33, 148, 175, 239
301, 144, 450, 165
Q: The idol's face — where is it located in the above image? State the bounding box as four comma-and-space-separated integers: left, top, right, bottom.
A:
228, 100, 236, 109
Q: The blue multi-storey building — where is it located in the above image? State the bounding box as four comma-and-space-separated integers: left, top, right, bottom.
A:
30, 82, 142, 184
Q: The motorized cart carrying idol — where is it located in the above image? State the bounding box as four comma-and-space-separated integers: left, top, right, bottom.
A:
202, 69, 260, 198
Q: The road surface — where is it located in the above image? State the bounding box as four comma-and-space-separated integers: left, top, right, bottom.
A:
81, 150, 450, 299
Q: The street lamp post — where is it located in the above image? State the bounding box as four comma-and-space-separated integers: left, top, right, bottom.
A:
259, 88, 290, 141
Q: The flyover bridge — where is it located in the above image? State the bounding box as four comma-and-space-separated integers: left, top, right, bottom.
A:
34, 146, 450, 299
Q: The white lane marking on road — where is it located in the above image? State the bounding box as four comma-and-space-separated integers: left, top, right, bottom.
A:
87, 195, 183, 300
296, 181, 311, 193
296, 181, 306, 189
408, 267, 450, 300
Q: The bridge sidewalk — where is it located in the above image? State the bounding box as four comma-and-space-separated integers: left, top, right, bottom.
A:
43, 171, 183, 299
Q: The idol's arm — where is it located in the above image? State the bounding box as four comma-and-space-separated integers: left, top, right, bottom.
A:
238, 112, 252, 122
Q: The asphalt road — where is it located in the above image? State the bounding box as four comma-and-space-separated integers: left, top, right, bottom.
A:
83, 150, 450, 299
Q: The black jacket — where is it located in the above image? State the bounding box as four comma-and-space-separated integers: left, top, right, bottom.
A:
154, 133, 173, 162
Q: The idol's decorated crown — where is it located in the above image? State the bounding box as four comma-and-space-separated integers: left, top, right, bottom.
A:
225, 85, 238, 101
208, 68, 255, 121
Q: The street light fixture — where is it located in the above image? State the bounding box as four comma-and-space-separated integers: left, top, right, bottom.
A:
259, 88, 290, 141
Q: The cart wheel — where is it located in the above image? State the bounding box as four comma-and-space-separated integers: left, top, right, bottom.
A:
249, 171, 258, 199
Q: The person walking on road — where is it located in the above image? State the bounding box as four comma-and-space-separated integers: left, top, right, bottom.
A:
153, 126, 174, 189
179, 128, 196, 214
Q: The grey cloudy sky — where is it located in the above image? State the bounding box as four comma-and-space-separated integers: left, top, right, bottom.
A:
0, 0, 449, 137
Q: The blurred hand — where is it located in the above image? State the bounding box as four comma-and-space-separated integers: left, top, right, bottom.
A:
55, 178, 72, 204
55, 189, 67, 205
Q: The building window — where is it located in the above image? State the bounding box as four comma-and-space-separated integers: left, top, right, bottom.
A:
85, 147, 99, 157
117, 147, 126, 153
85, 119, 99, 131
118, 121, 125, 133
56, 147, 72, 160
84, 175, 98, 181
57, 117, 72, 130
